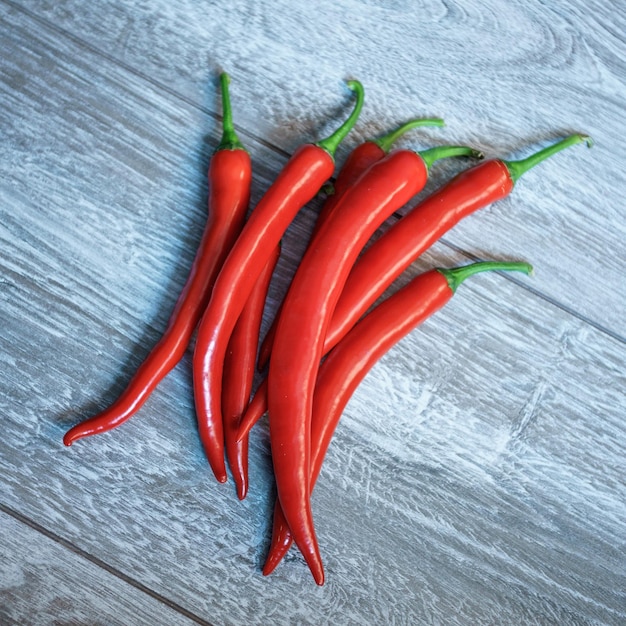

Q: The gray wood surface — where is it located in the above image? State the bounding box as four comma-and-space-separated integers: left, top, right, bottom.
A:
1, 1, 624, 624
0, 509, 198, 625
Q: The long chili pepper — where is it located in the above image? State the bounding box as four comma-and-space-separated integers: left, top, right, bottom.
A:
236, 133, 591, 442
322, 133, 592, 353
256, 117, 445, 372
262, 260, 533, 576
63, 73, 251, 447
222, 244, 280, 500
266, 142, 481, 585
192, 80, 365, 493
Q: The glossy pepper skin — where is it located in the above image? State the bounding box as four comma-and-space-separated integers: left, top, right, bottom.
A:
192, 80, 365, 494
63, 73, 251, 446
222, 244, 280, 500
267, 143, 479, 585
256, 117, 445, 371
323, 159, 513, 352
237, 135, 591, 444
309, 117, 446, 239
323, 133, 592, 353
262, 261, 533, 575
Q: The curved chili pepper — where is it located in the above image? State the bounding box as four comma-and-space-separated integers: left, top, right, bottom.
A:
267, 142, 481, 585
192, 80, 365, 492
323, 133, 592, 353
256, 117, 445, 372
222, 243, 280, 500
63, 73, 251, 446
263, 260, 533, 575
237, 133, 592, 443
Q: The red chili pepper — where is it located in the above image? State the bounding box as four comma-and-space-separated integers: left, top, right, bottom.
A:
222, 243, 280, 500
238, 376, 269, 440
310, 117, 446, 238
63, 73, 251, 446
256, 117, 445, 372
192, 80, 365, 486
237, 133, 591, 442
323, 133, 592, 353
267, 141, 481, 585
262, 260, 533, 576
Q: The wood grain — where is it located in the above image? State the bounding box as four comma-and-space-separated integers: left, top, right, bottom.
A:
1, 0, 625, 624
7, 0, 626, 338
0, 508, 201, 625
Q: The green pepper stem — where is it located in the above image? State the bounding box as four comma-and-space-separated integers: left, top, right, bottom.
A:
316, 80, 365, 158
504, 133, 593, 184
419, 145, 484, 170
215, 72, 246, 153
438, 261, 533, 293
373, 118, 445, 153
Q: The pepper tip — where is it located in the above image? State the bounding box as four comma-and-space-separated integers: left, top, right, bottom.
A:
302, 550, 325, 586
235, 477, 248, 500
63, 431, 75, 446
262, 553, 280, 577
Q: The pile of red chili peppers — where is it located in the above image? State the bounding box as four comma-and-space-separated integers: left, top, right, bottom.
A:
64, 73, 592, 585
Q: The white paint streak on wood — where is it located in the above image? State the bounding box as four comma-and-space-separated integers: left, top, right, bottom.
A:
0, 0, 625, 624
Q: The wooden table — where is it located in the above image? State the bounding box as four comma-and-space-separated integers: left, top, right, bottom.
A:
1, 1, 624, 623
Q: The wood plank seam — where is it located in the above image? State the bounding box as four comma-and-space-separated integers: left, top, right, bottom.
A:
1, 0, 290, 160
441, 239, 626, 345
0, 502, 215, 626
3, 0, 618, 351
